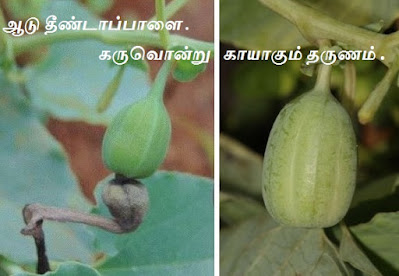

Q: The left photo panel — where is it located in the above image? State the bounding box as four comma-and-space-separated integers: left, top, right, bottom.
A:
0, 0, 214, 275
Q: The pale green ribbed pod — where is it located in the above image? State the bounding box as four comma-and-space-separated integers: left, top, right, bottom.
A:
262, 88, 357, 228
102, 95, 171, 179
102, 60, 172, 179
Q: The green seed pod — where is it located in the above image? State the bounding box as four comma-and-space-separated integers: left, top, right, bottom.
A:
262, 87, 357, 228
102, 178, 149, 231
102, 94, 171, 178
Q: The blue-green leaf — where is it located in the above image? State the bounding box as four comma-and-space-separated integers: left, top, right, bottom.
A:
90, 172, 214, 276
24, 1, 150, 125
0, 75, 92, 264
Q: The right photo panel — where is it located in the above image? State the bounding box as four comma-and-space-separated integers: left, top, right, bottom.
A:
220, 0, 399, 275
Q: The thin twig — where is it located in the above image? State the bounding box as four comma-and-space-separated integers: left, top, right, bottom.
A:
33, 222, 50, 274
156, 0, 170, 48
20, 203, 129, 273
21, 177, 148, 273
258, 0, 393, 64
358, 58, 399, 124
149, 0, 188, 21
21, 203, 129, 234
22, 219, 50, 274
21, 203, 131, 274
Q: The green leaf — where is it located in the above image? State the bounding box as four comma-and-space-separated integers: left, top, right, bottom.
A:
351, 212, 399, 274
351, 174, 399, 208
220, 192, 265, 226
221, 0, 399, 50
0, 255, 26, 275
339, 224, 382, 276
345, 175, 399, 225
0, 75, 93, 264
25, 1, 150, 125
14, 261, 101, 276
221, 216, 350, 275
90, 172, 214, 275
220, 135, 263, 198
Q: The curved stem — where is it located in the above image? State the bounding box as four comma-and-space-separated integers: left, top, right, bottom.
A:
20, 217, 50, 274
258, 0, 391, 64
358, 58, 399, 124
21, 177, 147, 272
21, 202, 134, 273
21, 203, 129, 234
10, 30, 213, 56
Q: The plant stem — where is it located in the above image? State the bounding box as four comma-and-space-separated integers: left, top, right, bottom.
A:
21, 177, 147, 272
156, 0, 170, 49
10, 30, 213, 56
358, 59, 399, 124
314, 64, 332, 93
96, 65, 126, 113
20, 216, 50, 274
258, 0, 392, 64
21, 203, 131, 235
21, 202, 137, 273
33, 222, 50, 274
342, 62, 356, 112
150, 0, 188, 21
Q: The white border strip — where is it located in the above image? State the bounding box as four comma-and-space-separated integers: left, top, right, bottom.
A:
214, 0, 220, 274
